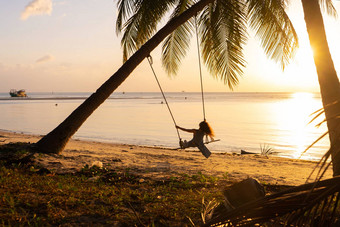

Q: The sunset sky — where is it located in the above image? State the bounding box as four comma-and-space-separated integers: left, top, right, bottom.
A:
0, 0, 339, 93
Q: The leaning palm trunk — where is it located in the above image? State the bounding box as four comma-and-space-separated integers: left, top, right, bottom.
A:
301, 0, 340, 176
34, 0, 215, 154
205, 176, 340, 226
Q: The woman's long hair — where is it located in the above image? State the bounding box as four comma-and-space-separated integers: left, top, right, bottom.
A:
199, 121, 215, 137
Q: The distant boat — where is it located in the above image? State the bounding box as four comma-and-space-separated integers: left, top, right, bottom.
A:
9, 89, 27, 97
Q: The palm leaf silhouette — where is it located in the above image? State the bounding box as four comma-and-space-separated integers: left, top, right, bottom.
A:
204, 177, 340, 226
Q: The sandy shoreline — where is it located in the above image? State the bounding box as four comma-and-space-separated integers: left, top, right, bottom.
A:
0, 130, 333, 186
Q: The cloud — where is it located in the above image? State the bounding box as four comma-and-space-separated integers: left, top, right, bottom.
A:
36, 54, 54, 63
54, 1, 67, 6
21, 0, 53, 20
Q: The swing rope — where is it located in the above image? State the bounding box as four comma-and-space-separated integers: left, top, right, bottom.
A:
147, 15, 207, 143
147, 55, 182, 141
194, 14, 206, 121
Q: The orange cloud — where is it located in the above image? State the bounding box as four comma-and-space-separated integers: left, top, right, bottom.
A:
21, 0, 53, 20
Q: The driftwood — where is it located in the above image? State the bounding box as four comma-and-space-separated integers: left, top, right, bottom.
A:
240, 149, 256, 155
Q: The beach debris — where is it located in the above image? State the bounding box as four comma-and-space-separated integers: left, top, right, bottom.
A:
139, 178, 145, 183
201, 198, 219, 224
88, 176, 101, 182
208, 178, 265, 221
240, 149, 256, 155
91, 161, 103, 168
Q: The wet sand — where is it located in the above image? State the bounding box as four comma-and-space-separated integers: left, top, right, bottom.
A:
0, 130, 333, 186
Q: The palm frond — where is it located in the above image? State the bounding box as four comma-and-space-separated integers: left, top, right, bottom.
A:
303, 101, 340, 159
319, 0, 338, 18
162, 0, 195, 75
306, 147, 332, 183
201, 197, 219, 224
309, 101, 340, 125
300, 99, 340, 184
121, 16, 139, 62
118, 0, 176, 61
247, 0, 299, 70
205, 177, 340, 226
116, 0, 139, 34
308, 106, 325, 125
299, 131, 328, 159
199, 0, 248, 89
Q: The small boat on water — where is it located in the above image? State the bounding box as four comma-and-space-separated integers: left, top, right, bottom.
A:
9, 89, 27, 97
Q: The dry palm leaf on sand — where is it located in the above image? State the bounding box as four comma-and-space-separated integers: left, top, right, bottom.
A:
204, 176, 340, 226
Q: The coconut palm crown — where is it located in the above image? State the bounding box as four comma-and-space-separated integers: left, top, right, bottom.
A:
116, 0, 298, 89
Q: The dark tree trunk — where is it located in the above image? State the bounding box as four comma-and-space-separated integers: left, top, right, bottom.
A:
301, 0, 340, 176
34, 0, 215, 154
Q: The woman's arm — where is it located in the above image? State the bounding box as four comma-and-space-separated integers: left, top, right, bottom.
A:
176, 125, 196, 133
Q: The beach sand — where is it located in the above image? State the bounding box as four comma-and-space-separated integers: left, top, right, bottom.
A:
0, 130, 333, 186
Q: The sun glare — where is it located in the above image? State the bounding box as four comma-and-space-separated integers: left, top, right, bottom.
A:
294, 44, 315, 69
276, 43, 319, 91
274, 92, 325, 159
291, 92, 314, 100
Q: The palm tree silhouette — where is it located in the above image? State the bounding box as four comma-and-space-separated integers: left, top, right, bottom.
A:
34, 0, 298, 156
300, 0, 340, 176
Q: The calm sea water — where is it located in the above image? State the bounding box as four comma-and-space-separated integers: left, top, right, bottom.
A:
0, 92, 329, 161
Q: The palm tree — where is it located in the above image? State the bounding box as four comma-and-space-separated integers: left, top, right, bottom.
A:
34, 0, 298, 154
300, 0, 340, 176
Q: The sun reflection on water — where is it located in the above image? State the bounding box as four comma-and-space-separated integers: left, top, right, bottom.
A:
274, 92, 328, 160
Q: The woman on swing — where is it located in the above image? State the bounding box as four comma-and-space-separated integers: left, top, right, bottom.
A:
176, 120, 215, 158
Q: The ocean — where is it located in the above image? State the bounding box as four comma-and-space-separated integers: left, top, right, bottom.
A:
0, 91, 329, 161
